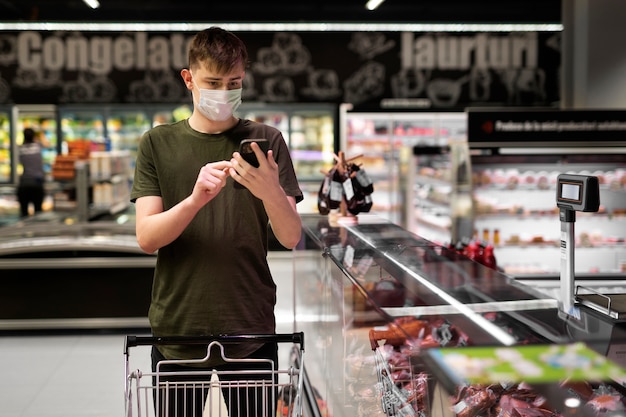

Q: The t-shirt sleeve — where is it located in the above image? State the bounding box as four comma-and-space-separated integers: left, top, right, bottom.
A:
273, 131, 304, 203
130, 131, 161, 203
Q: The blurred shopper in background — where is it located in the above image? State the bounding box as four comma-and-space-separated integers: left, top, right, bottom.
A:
17, 127, 46, 217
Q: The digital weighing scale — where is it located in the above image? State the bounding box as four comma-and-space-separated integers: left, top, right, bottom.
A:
557, 173, 601, 315
557, 173, 626, 367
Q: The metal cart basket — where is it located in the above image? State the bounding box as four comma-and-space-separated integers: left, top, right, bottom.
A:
124, 333, 305, 417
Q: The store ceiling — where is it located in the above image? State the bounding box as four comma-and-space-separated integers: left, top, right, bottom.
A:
1, 0, 561, 24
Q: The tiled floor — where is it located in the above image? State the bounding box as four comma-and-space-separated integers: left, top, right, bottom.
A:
0, 251, 299, 417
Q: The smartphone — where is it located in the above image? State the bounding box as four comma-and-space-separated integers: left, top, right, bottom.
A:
239, 139, 269, 168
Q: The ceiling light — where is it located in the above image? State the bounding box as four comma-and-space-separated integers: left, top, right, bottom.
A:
365, 0, 385, 11
0, 22, 564, 32
83, 0, 100, 9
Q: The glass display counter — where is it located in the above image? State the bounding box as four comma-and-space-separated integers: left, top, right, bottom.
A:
0, 202, 289, 330
295, 213, 626, 417
0, 214, 154, 330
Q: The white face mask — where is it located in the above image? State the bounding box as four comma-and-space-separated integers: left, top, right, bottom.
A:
196, 88, 242, 121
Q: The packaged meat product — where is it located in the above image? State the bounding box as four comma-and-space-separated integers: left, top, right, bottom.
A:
453, 383, 561, 417
370, 317, 431, 347
453, 385, 498, 417
405, 372, 430, 411
560, 379, 594, 402
587, 384, 625, 413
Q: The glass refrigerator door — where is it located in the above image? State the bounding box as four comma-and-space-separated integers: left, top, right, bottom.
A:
14, 105, 58, 179
107, 105, 192, 177
406, 112, 471, 245
106, 107, 152, 156
289, 106, 335, 213
0, 107, 11, 183
238, 103, 337, 214
341, 107, 468, 228
289, 107, 335, 182
152, 104, 192, 127
342, 111, 397, 222
59, 106, 106, 148
238, 106, 290, 147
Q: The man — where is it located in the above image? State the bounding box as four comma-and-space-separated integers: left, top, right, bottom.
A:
130, 26, 302, 417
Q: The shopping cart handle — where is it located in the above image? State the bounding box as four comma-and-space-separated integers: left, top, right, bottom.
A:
124, 332, 304, 354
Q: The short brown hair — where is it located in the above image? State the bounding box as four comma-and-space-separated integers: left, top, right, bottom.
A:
188, 27, 249, 74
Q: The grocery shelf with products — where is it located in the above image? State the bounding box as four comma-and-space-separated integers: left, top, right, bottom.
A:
237, 102, 337, 213
51, 141, 133, 221
0, 105, 64, 185
407, 137, 474, 246
1, 102, 333, 216
60, 107, 106, 144
405, 108, 626, 277
466, 109, 626, 277
471, 157, 626, 275
0, 102, 191, 212
340, 104, 467, 227
294, 213, 626, 417
60, 104, 192, 147
59, 104, 192, 177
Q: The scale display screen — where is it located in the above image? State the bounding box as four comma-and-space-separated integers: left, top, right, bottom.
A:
556, 174, 600, 212
560, 182, 581, 201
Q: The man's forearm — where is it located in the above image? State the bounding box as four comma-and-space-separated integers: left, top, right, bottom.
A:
264, 194, 301, 249
136, 196, 203, 253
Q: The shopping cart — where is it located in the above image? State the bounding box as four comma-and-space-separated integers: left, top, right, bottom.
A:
124, 333, 305, 417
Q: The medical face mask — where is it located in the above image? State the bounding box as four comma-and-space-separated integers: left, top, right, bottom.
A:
196, 88, 242, 121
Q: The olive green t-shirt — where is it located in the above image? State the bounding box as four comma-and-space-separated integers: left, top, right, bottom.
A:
131, 118, 302, 363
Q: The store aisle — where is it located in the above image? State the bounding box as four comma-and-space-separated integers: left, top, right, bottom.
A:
0, 251, 299, 417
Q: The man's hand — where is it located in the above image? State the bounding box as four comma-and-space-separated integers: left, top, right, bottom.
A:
230, 141, 301, 248
230, 141, 280, 200
190, 160, 232, 207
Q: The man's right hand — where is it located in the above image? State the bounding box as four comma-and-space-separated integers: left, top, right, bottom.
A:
190, 160, 232, 207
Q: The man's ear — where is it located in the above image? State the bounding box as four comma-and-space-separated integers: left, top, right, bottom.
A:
180, 68, 193, 90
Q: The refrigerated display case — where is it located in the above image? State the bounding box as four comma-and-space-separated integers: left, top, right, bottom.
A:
467, 109, 626, 277
54, 104, 190, 222
407, 135, 474, 246
13, 104, 59, 179
59, 107, 106, 145
394, 108, 626, 277
59, 104, 192, 160
471, 153, 626, 275
294, 213, 626, 417
237, 102, 337, 213
59, 103, 335, 212
0, 218, 154, 330
340, 104, 466, 226
107, 107, 155, 154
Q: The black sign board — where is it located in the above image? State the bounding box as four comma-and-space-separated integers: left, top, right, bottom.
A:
0, 30, 560, 108
467, 108, 626, 147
